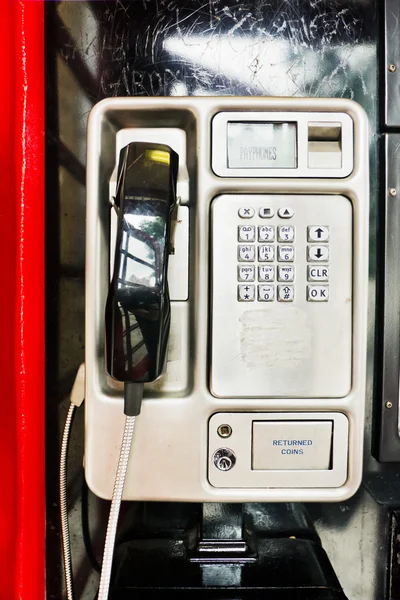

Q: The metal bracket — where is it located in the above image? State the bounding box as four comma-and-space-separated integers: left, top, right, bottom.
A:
374, 134, 400, 461
384, 0, 400, 127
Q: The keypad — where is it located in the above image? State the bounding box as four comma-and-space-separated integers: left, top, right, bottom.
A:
236, 209, 330, 303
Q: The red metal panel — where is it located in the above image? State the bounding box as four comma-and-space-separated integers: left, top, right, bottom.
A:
0, 0, 17, 596
0, 1, 45, 598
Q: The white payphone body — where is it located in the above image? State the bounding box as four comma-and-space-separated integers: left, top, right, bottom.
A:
85, 97, 369, 503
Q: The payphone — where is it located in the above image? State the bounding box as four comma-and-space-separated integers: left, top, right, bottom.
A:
85, 96, 369, 509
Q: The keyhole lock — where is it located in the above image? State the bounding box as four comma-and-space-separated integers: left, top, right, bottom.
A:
213, 448, 236, 471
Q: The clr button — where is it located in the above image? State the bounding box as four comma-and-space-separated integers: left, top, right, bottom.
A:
307, 266, 329, 282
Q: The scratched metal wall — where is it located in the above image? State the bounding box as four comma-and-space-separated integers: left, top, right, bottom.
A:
45, 1, 384, 599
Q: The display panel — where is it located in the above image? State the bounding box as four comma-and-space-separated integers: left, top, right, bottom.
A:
227, 122, 297, 168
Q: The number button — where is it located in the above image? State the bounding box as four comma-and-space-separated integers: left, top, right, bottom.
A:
307, 245, 329, 262
238, 284, 255, 302
278, 266, 295, 282
238, 207, 255, 218
238, 265, 255, 282
278, 285, 295, 302
238, 225, 255, 242
278, 245, 295, 262
278, 225, 295, 242
258, 285, 274, 302
307, 286, 329, 302
258, 225, 275, 242
258, 245, 275, 262
258, 266, 275, 282
308, 226, 329, 242
238, 245, 255, 262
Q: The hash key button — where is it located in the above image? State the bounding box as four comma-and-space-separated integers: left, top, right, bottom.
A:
307, 245, 329, 262
307, 286, 329, 302
278, 285, 294, 302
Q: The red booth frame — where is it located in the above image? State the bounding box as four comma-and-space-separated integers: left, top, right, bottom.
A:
0, 1, 45, 598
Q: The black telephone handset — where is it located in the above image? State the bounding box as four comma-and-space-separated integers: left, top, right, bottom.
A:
106, 142, 179, 385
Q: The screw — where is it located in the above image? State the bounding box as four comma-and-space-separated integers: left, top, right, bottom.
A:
389, 188, 397, 197
389, 64, 397, 73
217, 424, 232, 438
386, 401, 393, 409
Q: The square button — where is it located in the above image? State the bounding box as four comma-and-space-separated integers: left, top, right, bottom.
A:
259, 207, 274, 218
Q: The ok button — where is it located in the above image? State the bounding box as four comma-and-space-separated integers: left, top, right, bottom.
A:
307, 286, 329, 302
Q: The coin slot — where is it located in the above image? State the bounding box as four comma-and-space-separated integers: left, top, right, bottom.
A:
308, 122, 342, 169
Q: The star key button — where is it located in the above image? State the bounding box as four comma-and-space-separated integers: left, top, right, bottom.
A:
238, 284, 255, 302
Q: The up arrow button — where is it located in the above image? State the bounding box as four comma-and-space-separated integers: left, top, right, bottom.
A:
308, 226, 329, 242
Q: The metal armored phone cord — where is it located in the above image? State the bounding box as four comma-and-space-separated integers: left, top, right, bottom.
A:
98, 382, 143, 600
60, 364, 85, 600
